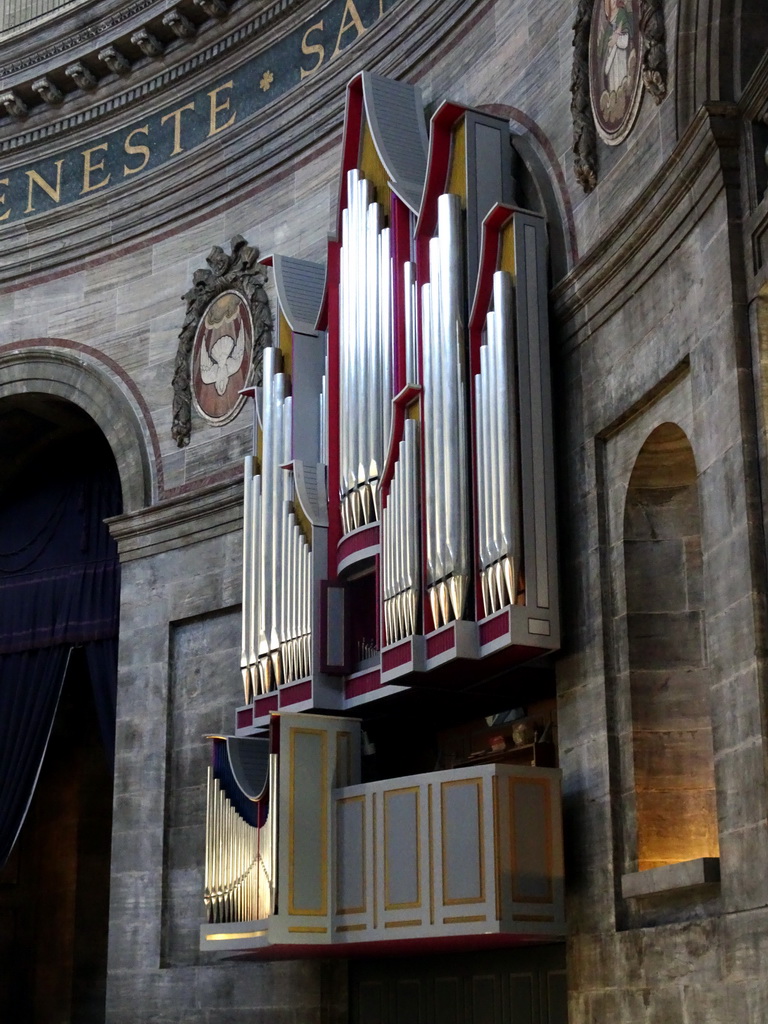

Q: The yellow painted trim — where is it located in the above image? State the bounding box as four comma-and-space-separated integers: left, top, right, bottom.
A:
441, 778, 485, 906
336, 923, 367, 933
383, 786, 421, 910
336, 731, 352, 787
205, 930, 267, 940
335, 794, 366, 914
384, 919, 421, 928
446, 118, 467, 206
278, 309, 293, 377
492, 773, 501, 921
293, 496, 314, 550
427, 783, 435, 926
509, 776, 553, 905
442, 915, 486, 925
499, 220, 516, 278
372, 791, 378, 929
288, 727, 329, 916
359, 118, 391, 207
288, 926, 328, 934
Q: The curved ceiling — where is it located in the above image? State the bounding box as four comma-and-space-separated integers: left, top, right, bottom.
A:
0, 0, 90, 37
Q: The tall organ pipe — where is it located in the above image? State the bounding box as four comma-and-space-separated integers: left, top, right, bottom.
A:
338, 169, 393, 534
422, 193, 470, 626
474, 270, 520, 615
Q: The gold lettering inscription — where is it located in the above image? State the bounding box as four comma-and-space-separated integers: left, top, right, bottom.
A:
331, 0, 366, 58
0, 178, 10, 222
25, 160, 65, 213
208, 81, 236, 137
300, 20, 325, 79
81, 143, 111, 194
161, 102, 195, 156
123, 125, 151, 176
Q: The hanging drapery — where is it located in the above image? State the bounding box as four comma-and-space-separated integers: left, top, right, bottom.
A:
0, 432, 121, 866
0, 646, 71, 866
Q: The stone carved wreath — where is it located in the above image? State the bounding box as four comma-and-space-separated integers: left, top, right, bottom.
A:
570, 0, 667, 193
171, 235, 272, 448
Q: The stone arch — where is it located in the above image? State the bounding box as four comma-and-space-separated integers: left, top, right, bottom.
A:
675, 0, 767, 132
0, 341, 155, 511
623, 421, 719, 870
479, 103, 577, 283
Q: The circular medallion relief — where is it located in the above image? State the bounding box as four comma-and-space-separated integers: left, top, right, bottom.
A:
589, 0, 643, 145
192, 290, 254, 424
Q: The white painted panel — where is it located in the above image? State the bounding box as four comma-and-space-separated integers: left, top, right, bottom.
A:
336, 796, 366, 914
441, 779, 484, 904
383, 787, 420, 909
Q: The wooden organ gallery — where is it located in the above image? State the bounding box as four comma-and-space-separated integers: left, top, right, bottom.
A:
201, 72, 563, 958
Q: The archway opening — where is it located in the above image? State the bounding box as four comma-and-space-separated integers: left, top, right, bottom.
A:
623, 422, 718, 870
0, 394, 121, 1023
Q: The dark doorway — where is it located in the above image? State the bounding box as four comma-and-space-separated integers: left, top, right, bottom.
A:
350, 944, 568, 1024
0, 649, 114, 1022
0, 396, 121, 1023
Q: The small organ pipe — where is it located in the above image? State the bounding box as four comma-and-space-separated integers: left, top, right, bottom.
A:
382, 417, 421, 644
474, 270, 521, 616
204, 770, 266, 925
403, 261, 418, 385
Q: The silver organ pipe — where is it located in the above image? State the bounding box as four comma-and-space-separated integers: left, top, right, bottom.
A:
241, 454, 255, 703
474, 270, 520, 616
319, 358, 329, 467
382, 417, 421, 644
421, 192, 470, 626
338, 169, 394, 534
403, 260, 419, 385
241, 347, 314, 695
204, 766, 273, 924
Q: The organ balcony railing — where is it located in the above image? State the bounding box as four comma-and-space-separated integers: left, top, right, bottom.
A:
200, 712, 564, 958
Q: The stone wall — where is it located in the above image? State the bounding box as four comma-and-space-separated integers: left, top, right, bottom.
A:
0, 0, 766, 1021
554, 97, 768, 1019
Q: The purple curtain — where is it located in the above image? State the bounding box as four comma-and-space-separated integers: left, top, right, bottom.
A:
0, 646, 70, 866
0, 433, 121, 866
84, 637, 118, 767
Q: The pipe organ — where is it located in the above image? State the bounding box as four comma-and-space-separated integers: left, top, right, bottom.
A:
233, 69, 558, 734
208, 69, 563, 961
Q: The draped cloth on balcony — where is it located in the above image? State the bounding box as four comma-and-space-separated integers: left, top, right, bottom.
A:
0, 435, 121, 867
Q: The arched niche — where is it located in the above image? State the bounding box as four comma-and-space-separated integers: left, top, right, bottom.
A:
0, 343, 154, 511
623, 422, 719, 870
0, 392, 123, 1022
478, 103, 576, 284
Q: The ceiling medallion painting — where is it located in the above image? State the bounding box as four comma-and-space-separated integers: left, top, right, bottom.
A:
192, 290, 254, 423
571, 0, 667, 191
588, 0, 643, 145
171, 235, 272, 447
